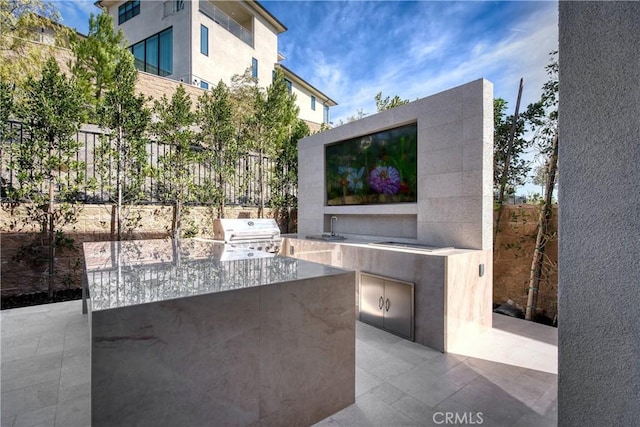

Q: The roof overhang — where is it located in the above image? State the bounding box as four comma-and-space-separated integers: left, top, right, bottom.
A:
95, 1, 287, 34
94, 0, 116, 9
276, 63, 338, 107
249, 1, 287, 34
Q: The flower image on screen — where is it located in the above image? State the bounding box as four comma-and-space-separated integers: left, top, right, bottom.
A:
325, 123, 417, 205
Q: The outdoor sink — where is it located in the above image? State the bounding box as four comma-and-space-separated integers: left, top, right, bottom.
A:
305, 234, 346, 242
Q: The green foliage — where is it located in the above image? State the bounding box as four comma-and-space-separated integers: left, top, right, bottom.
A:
375, 92, 409, 112
197, 80, 236, 217
270, 118, 309, 210
70, 11, 126, 118
0, 80, 15, 148
528, 51, 558, 158
151, 84, 197, 237
236, 68, 299, 217
7, 57, 86, 295
96, 51, 150, 203
94, 47, 151, 239
9, 58, 86, 207
261, 69, 300, 155
0, 0, 67, 84
493, 97, 534, 196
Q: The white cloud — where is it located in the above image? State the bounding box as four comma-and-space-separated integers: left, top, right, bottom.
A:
330, 2, 558, 124
53, 0, 97, 33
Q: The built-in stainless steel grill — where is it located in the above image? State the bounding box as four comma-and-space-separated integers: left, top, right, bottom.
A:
212, 218, 282, 254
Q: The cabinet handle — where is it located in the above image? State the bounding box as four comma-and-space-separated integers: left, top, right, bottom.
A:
385, 298, 390, 312
379, 296, 384, 310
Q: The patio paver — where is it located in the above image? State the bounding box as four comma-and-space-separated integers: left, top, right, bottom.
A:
1, 300, 557, 426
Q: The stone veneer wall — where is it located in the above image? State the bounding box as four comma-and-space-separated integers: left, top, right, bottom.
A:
494, 205, 558, 319
297, 79, 493, 250
559, 2, 640, 425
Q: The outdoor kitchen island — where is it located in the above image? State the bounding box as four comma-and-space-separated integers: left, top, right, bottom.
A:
83, 238, 355, 427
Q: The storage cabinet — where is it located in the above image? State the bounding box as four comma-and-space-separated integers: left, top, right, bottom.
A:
359, 272, 414, 340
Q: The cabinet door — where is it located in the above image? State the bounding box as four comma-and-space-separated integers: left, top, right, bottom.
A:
383, 280, 413, 340
359, 274, 384, 327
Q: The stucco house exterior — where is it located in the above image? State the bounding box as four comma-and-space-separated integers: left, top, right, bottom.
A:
95, 0, 337, 130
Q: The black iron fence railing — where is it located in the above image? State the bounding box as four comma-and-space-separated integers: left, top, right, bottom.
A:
1, 121, 295, 207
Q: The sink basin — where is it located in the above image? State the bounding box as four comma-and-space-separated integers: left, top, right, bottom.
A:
305, 234, 346, 242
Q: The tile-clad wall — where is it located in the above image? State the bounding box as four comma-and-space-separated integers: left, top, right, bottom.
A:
444, 250, 493, 353
298, 79, 493, 250
91, 269, 356, 426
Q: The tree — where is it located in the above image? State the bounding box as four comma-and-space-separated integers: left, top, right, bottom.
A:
229, 68, 260, 204
151, 85, 197, 238
271, 118, 309, 232
525, 52, 559, 321
95, 48, 151, 240
375, 91, 409, 112
1, 80, 15, 198
8, 57, 86, 297
249, 68, 299, 217
532, 164, 557, 198
70, 11, 125, 118
197, 80, 236, 218
0, 0, 67, 85
493, 96, 532, 199
493, 89, 544, 242
337, 109, 368, 126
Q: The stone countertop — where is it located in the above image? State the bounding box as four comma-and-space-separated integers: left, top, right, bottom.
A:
282, 234, 480, 256
83, 238, 352, 312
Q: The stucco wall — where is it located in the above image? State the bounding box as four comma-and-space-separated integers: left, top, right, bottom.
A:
559, 2, 640, 424
193, 1, 278, 88
294, 84, 326, 125
107, 0, 191, 81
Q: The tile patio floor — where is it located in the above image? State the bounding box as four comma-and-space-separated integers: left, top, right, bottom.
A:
1, 300, 557, 426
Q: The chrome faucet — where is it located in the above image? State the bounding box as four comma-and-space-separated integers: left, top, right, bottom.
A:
330, 216, 338, 236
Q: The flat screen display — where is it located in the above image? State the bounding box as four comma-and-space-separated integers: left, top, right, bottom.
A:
325, 123, 417, 205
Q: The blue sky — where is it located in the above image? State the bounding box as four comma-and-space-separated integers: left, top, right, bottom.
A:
53, 0, 558, 195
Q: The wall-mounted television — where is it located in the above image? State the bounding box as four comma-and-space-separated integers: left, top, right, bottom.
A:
325, 123, 417, 206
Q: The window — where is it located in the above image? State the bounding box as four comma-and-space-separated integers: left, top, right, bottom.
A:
201, 81, 209, 90
130, 27, 173, 77
324, 105, 330, 124
252, 58, 258, 79
163, 0, 184, 17
311, 96, 316, 111
119, 0, 140, 25
200, 25, 208, 56
285, 79, 292, 95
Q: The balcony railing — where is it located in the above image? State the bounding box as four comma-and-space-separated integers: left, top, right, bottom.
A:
199, 2, 253, 47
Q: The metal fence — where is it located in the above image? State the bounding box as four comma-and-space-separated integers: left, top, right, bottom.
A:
1, 121, 294, 207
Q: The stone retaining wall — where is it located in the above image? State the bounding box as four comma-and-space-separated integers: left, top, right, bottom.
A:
1, 202, 557, 319
494, 204, 558, 319
0, 203, 279, 297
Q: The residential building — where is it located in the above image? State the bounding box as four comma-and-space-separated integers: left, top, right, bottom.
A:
95, 0, 337, 130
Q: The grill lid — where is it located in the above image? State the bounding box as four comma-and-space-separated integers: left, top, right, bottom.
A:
213, 218, 281, 243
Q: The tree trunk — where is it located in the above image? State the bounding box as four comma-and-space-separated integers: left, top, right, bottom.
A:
525, 131, 558, 320
218, 169, 225, 219
116, 119, 123, 241
173, 199, 181, 239
47, 179, 54, 299
494, 78, 524, 245
258, 145, 264, 218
